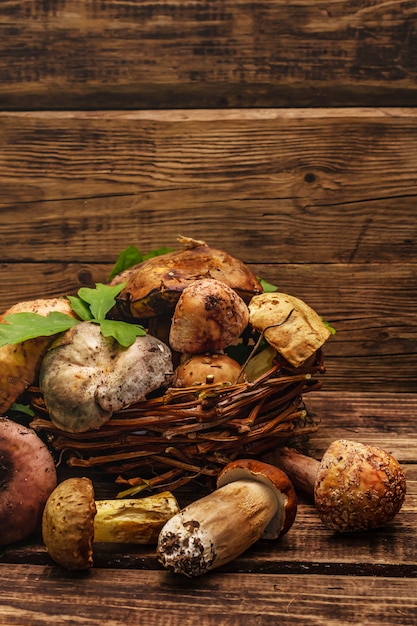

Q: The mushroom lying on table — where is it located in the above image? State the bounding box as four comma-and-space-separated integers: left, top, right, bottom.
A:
0, 418, 57, 546
265, 439, 406, 532
42, 477, 180, 570
157, 459, 297, 577
40, 321, 173, 432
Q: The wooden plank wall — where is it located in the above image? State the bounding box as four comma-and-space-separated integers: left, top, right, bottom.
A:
0, 1, 416, 393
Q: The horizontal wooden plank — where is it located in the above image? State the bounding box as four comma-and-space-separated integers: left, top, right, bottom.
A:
1, 1, 416, 109
1, 566, 417, 625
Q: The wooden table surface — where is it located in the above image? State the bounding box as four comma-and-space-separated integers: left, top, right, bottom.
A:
1, 390, 416, 626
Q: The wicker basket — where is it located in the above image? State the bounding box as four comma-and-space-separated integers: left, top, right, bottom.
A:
30, 351, 325, 494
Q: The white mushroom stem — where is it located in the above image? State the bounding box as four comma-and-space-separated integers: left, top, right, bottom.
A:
157, 459, 297, 577
157, 480, 278, 577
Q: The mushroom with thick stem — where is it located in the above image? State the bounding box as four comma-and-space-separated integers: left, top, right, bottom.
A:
264, 439, 406, 532
156, 459, 297, 577
42, 477, 180, 570
0, 418, 57, 546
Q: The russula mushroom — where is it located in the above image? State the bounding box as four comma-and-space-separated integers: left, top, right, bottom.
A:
0, 297, 76, 413
156, 459, 297, 577
42, 477, 180, 570
114, 237, 262, 320
248, 292, 331, 368
0, 418, 57, 545
172, 353, 246, 387
265, 439, 406, 532
169, 278, 249, 354
40, 321, 173, 433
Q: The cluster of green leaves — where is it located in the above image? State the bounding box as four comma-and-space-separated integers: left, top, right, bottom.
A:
0, 244, 170, 349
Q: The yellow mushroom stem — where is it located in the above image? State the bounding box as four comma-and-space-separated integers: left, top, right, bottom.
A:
93, 493, 180, 544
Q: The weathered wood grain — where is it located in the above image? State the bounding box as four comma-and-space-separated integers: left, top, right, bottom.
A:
1, 0, 416, 109
1, 565, 417, 625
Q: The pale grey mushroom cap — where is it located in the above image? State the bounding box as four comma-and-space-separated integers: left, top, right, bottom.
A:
40, 321, 173, 433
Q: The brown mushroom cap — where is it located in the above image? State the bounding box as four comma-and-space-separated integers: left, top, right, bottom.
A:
314, 439, 407, 532
217, 459, 297, 539
0, 418, 57, 546
173, 353, 246, 387
114, 239, 262, 320
169, 279, 249, 354
42, 477, 96, 570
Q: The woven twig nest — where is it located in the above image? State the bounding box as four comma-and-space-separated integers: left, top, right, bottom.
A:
30, 351, 324, 493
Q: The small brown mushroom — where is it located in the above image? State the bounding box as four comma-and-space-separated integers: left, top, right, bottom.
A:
169, 278, 249, 354
42, 477, 180, 570
0, 418, 57, 545
172, 353, 246, 387
265, 439, 406, 532
156, 459, 297, 577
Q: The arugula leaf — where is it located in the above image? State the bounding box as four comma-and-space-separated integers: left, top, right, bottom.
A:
98, 319, 146, 347
0, 311, 79, 347
143, 246, 173, 261
67, 295, 94, 321
323, 319, 337, 335
77, 282, 126, 321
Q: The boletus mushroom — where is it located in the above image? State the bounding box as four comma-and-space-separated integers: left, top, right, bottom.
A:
265, 439, 406, 532
114, 237, 262, 320
169, 278, 249, 355
40, 321, 173, 432
42, 477, 180, 570
157, 459, 297, 577
173, 353, 246, 387
0, 418, 57, 545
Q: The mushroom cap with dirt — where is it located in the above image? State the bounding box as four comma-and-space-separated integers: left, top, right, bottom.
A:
169, 278, 249, 354
0, 418, 57, 546
40, 321, 173, 433
173, 353, 247, 387
114, 237, 262, 320
265, 439, 407, 532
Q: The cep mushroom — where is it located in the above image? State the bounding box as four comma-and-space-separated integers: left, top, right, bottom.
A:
0, 418, 57, 545
40, 321, 173, 433
114, 236, 262, 320
157, 459, 297, 577
265, 439, 407, 532
169, 278, 249, 354
172, 353, 247, 387
42, 477, 180, 570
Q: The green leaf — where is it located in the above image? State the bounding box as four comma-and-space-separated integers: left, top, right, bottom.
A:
98, 319, 146, 347
322, 319, 337, 335
67, 295, 94, 321
142, 246, 173, 260
10, 402, 35, 417
107, 245, 144, 281
77, 282, 126, 321
258, 277, 278, 292
0, 311, 79, 347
